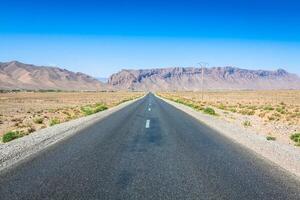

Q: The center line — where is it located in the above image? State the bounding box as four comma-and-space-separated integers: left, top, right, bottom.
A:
145, 119, 150, 128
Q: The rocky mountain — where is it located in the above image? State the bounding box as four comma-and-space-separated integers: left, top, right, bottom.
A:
0, 61, 107, 91
108, 67, 300, 91
2, 61, 299, 91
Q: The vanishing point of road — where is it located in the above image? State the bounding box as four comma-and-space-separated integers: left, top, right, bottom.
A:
0, 93, 300, 200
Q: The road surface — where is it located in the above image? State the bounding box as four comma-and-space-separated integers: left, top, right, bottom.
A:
0, 93, 300, 200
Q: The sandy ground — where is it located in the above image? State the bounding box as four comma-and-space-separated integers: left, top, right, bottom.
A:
0, 91, 144, 139
158, 91, 300, 147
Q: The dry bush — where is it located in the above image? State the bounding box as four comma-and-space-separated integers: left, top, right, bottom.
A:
158, 90, 300, 125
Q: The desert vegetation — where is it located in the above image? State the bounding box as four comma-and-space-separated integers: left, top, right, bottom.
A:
158, 90, 300, 146
290, 133, 300, 146
0, 91, 143, 143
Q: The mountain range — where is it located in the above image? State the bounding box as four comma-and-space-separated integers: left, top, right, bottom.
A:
0, 61, 107, 91
108, 67, 300, 91
1, 61, 300, 91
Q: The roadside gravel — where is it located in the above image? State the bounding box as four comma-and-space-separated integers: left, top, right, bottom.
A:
0, 97, 143, 172
158, 95, 300, 178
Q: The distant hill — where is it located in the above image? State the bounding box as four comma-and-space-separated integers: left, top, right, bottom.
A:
108, 67, 300, 91
2, 61, 299, 91
0, 61, 107, 91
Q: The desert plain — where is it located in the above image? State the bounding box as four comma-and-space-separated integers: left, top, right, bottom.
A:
0, 91, 144, 142
158, 90, 300, 146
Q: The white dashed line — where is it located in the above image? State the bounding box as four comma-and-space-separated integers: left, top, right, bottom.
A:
145, 120, 150, 128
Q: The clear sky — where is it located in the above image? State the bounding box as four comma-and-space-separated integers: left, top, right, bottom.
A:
0, 0, 300, 77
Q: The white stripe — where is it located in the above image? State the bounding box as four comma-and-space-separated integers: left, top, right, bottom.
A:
148, 108, 151, 111
145, 120, 150, 128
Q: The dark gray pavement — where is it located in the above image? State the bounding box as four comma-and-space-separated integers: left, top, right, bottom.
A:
0, 93, 300, 200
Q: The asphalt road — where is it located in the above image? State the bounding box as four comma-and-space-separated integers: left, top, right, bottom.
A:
0, 93, 300, 200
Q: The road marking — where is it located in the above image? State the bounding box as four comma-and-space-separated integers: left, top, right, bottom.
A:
145, 120, 150, 128
148, 108, 151, 111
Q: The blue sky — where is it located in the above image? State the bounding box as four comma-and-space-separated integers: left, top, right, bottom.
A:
0, 0, 300, 77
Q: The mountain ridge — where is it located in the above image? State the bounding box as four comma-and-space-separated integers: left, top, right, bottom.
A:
0, 61, 107, 91
1, 61, 300, 91
108, 66, 300, 91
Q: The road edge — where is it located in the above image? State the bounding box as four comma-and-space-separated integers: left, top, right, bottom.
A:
0, 95, 144, 172
157, 95, 300, 179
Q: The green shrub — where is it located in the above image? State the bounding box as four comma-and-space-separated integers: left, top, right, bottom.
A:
264, 105, 274, 111
188, 103, 203, 110
33, 117, 44, 124
81, 106, 94, 115
2, 131, 23, 143
266, 136, 276, 141
81, 104, 108, 116
50, 118, 60, 126
203, 107, 216, 115
229, 108, 237, 113
94, 104, 108, 112
276, 107, 286, 114
175, 99, 185, 104
290, 133, 300, 145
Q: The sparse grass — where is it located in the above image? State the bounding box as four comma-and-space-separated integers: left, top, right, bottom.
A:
94, 104, 108, 112
81, 106, 94, 116
33, 117, 44, 124
0, 92, 144, 138
229, 108, 237, 113
158, 91, 300, 146
264, 105, 274, 111
172, 98, 204, 111
203, 107, 216, 115
27, 126, 36, 133
243, 120, 251, 127
239, 109, 255, 115
276, 107, 286, 114
247, 105, 258, 110
2, 131, 24, 143
81, 103, 108, 116
217, 104, 226, 110
266, 136, 276, 141
117, 97, 136, 105
268, 116, 275, 121
258, 112, 266, 118
50, 118, 60, 126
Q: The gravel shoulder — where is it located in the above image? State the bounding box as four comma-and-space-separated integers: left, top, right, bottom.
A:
0, 96, 143, 172
158, 95, 300, 178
